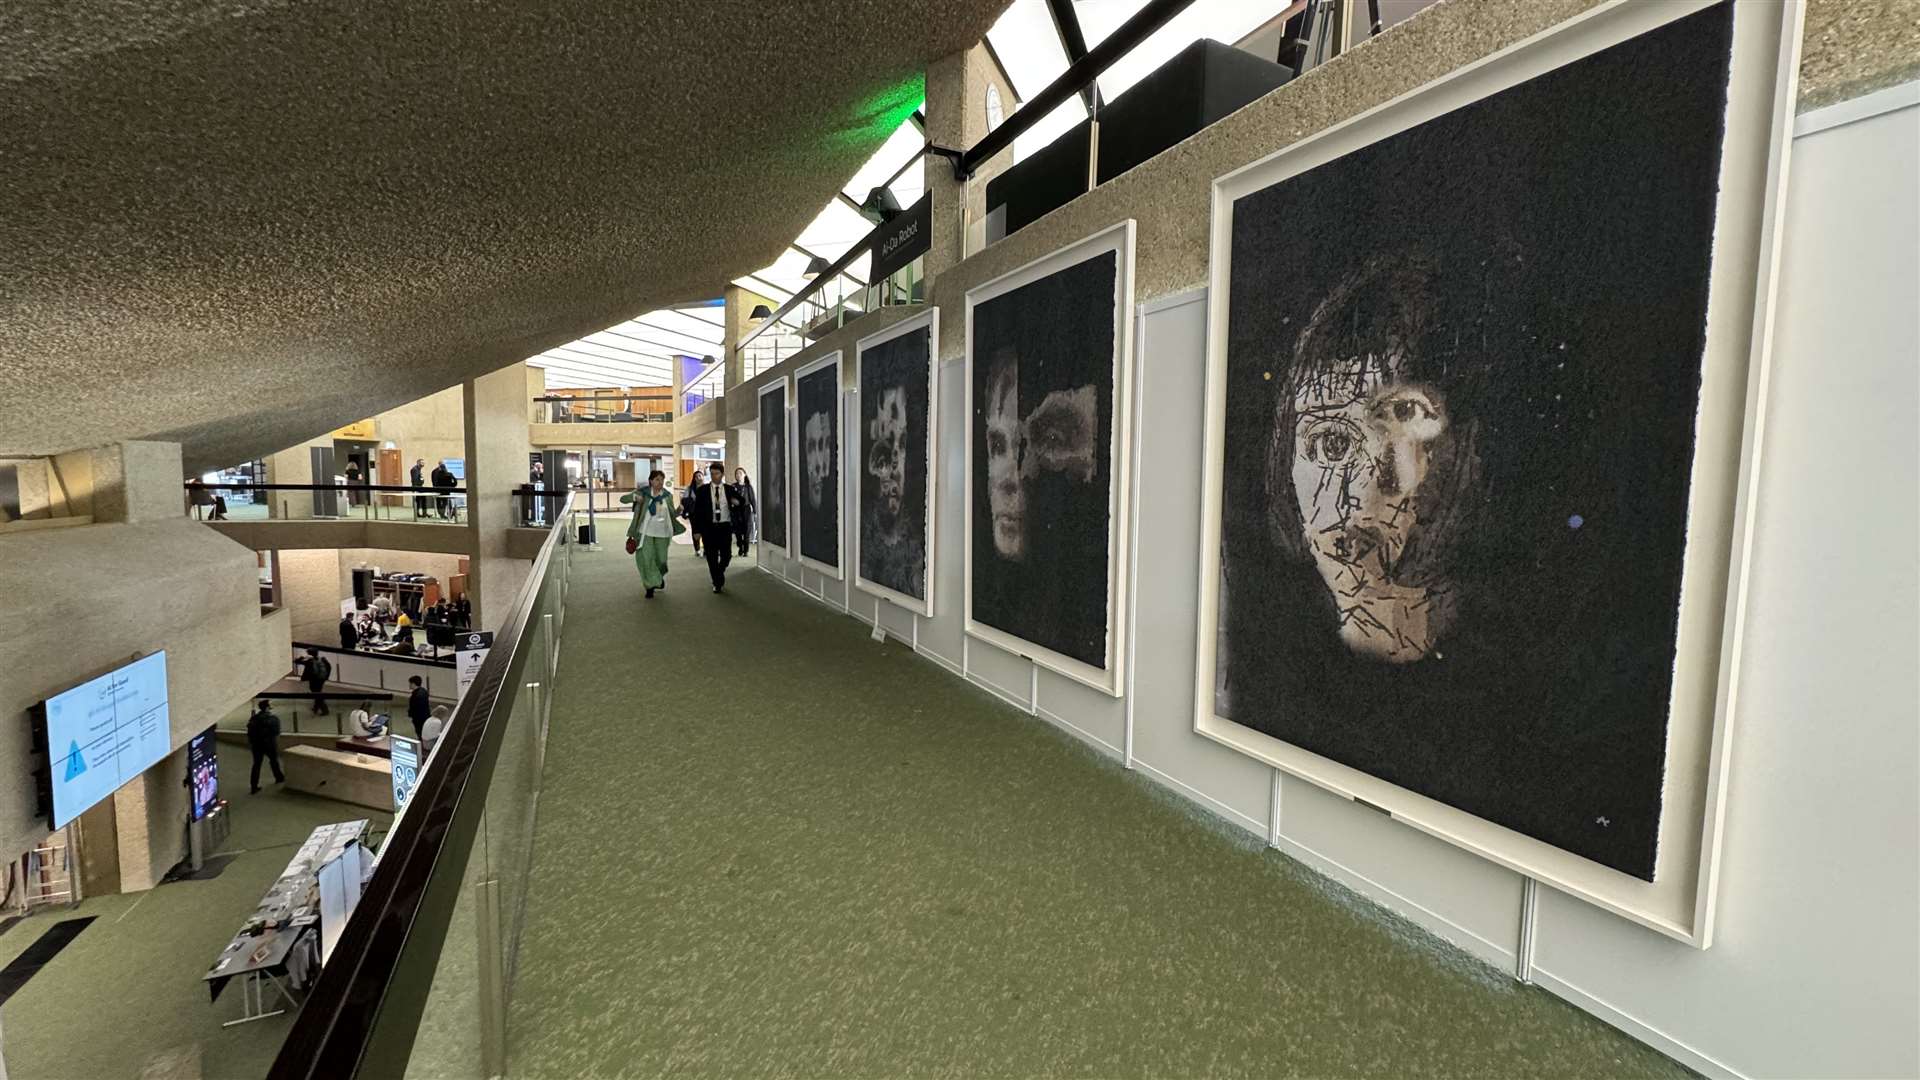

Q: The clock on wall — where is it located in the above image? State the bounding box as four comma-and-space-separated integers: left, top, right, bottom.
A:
985, 84, 1004, 132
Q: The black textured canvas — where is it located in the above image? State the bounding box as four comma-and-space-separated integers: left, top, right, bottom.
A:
796, 363, 841, 568
758, 387, 788, 550
1215, 4, 1735, 880
971, 251, 1118, 669
859, 326, 933, 600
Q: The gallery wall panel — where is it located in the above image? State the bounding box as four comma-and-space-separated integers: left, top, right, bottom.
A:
1191, 0, 1799, 945
964, 220, 1136, 697
853, 310, 939, 616
793, 353, 844, 578
1032, 668, 1124, 759
963, 634, 1033, 713
917, 358, 969, 672
1125, 291, 1274, 838
755, 379, 791, 556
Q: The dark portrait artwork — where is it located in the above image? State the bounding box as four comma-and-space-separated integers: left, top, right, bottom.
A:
858, 325, 932, 602
796, 361, 841, 568
971, 250, 1118, 670
758, 385, 788, 551
1214, 4, 1736, 880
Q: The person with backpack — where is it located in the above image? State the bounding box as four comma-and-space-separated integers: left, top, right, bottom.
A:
247, 699, 285, 793
299, 647, 333, 715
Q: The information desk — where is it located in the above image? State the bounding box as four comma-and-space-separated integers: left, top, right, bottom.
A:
203, 819, 370, 1025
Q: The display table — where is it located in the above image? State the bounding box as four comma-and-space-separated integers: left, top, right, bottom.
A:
284, 746, 392, 811
203, 820, 369, 1025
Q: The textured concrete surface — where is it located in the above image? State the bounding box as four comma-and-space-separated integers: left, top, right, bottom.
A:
504, 542, 1689, 1077
1800, 0, 1920, 109
0, 1, 1009, 471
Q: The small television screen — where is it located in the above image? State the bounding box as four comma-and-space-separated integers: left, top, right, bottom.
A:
44, 651, 172, 829
188, 726, 218, 822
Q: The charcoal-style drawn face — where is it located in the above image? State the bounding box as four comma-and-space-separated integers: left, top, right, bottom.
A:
867, 386, 907, 524
1277, 260, 1463, 664
984, 350, 1100, 563
803, 410, 831, 509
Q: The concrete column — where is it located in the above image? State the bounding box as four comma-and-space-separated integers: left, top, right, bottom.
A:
45, 441, 188, 524
463, 364, 533, 629
924, 43, 1018, 279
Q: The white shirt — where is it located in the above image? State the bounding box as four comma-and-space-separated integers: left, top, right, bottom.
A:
638, 489, 674, 538
709, 479, 730, 524
421, 713, 445, 751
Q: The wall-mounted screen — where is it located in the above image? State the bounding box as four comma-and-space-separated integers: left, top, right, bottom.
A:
188, 725, 219, 822
44, 651, 171, 829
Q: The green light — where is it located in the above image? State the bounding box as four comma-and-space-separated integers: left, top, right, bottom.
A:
830, 74, 925, 149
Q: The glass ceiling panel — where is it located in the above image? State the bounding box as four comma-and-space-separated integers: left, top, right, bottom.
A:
985, 0, 1088, 162
838, 118, 927, 202
795, 199, 874, 262
1076, 0, 1283, 99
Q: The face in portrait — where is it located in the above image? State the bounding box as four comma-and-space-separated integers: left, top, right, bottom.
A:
804, 410, 832, 510
969, 250, 1118, 669
1275, 260, 1472, 664
867, 387, 908, 527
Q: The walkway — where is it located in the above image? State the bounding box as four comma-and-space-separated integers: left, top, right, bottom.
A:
507, 542, 1686, 1078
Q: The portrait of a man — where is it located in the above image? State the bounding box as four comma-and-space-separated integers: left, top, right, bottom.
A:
1213, 3, 1737, 880
757, 382, 788, 551
857, 322, 933, 604
795, 359, 840, 569
970, 248, 1119, 670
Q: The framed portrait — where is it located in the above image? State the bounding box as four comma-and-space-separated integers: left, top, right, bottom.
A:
853, 310, 939, 616
1194, 0, 1799, 945
756, 378, 790, 556
793, 351, 844, 578
965, 220, 1135, 697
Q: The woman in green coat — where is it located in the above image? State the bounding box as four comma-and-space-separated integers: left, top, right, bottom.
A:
624, 470, 680, 598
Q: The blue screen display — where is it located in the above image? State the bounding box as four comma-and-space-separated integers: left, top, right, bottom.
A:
46, 652, 172, 829
390, 735, 421, 811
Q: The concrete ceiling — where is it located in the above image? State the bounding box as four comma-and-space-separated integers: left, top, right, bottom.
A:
0, 1, 1005, 472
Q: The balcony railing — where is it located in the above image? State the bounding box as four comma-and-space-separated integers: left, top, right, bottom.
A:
186, 482, 469, 524
267, 495, 578, 1078
530, 395, 672, 425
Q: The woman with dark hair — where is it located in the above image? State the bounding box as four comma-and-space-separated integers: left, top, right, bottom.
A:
624, 469, 681, 598
732, 468, 755, 555
1263, 254, 1481, 665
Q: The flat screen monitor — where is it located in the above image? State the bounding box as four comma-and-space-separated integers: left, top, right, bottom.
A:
188, 725, 218, 822
43, 651, 172, 829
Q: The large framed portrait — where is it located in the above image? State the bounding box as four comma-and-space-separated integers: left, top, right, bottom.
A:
853, 310, 939, 615
966, 220, 1135, 696
756, 378, 790, 556
794, 351, 844, 578
1195, 0, 1798, 945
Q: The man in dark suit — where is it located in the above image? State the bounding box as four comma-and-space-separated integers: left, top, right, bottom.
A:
410, 458, 428, 518
692, 466, 741, 593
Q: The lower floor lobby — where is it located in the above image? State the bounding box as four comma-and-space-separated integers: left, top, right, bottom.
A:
0, 745, 391, 1079
500, 539, 1690, 1078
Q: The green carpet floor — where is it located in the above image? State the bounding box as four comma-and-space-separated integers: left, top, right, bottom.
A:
0, 744, 390, 1080
505, 542, 1690, 1079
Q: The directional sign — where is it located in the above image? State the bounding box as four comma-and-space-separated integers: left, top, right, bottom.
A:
455, 630, 494, 698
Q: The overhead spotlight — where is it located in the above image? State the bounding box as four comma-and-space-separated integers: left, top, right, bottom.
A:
859, 186, 902, 224
749, 304, 773, 321
802, 255, 830, 279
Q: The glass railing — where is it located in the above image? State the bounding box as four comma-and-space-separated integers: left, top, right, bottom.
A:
741, 254, 926, 381
267, 496, 578, 1079
530, 395, 672, 425
187, 483, 469, 524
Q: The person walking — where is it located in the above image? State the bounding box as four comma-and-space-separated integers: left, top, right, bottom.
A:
247, 699, 285, 793
299, 647, 332, 715
684, 469, 706, 556
343, 459, 364, 508
407, 675, 432, 739
733, 468, 755, 555
625, 469, 681, 599
692, 465, 738, 593
411, 458, 428, 518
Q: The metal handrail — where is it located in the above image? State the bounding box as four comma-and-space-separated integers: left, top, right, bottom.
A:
266, 495, 576, 1079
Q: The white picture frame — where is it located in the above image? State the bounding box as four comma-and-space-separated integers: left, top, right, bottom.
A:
755, 376, 791, 559
964, 219, 1136, 698
852, 308, 940, 617
1191, 0, 1800, 947
793, 350, 845, 580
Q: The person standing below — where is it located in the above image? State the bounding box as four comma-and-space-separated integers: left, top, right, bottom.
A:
431, 460, 456, 519
343, 459, 363, 508
733, 467, 755, 556
339, 611, 360, 651
422, 704, 450, 755
299, 647, 332, 715
247, 699, 285, 793
453, 595, 471, 629
693, 465, 738, 593
527, 458, 547, 525
411, 458, 428, 518
625, 469, 680, 599
407, 675, 431, 740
